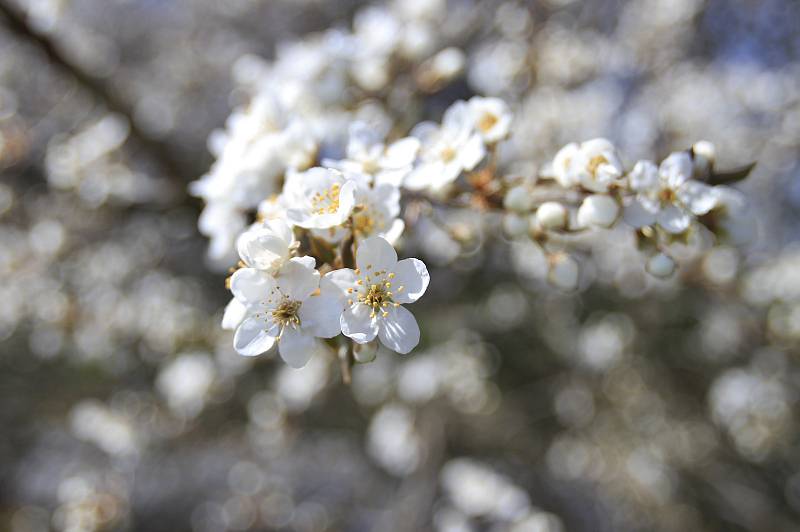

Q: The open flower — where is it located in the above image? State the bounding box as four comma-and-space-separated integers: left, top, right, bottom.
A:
324, 122, 420, 187
323, 236, 429, 354
467, 96, 512, 144
229, 257, 344, 368
404, 100, 486, 192
236, 219, 296, 274
552, 138, 623, 192
282, 167, 357, 229
623, 152, 717, 234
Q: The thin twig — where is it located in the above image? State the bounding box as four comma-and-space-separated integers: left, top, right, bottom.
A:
0, 0, 188, 182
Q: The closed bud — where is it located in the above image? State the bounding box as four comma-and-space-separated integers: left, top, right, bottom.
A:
577, 194, 619, 228
536, 201, 568, 230
692, 140, 716, 178
353, 341, 378, 363
646, 252, 676, 278
503, 185, 533, 213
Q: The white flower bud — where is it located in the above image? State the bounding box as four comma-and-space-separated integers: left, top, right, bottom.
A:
353, 341, 378, 363
577, 194, 619, 228
503, 212, 529, 237
548, 254, 579, 290
503, 185, 533, 213
646, 252, 676, 278
536, 201, 568, 230
692, 140, 716, 177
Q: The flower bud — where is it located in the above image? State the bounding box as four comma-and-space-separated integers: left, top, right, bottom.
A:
577, 194, 619, 228
503, 185, 533, 213
692, 140, 716, 178
646, 252, 676, 278
353, 341, 378, 363
503, 212, 529, 237
548, 253, 579, 290
535, 201, 568, 230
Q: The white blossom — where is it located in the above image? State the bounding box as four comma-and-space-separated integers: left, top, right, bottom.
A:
230, 257, 344, 368
552, 138, 624, 192
468, 96, 512, 144
281, 167, 358, 229
324, 122, 420, 187
623, 152, 717, 234
404, 101, 486, 192
324, 236, 429, 354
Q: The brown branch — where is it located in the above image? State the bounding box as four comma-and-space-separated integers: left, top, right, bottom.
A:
0, 0, 187, 182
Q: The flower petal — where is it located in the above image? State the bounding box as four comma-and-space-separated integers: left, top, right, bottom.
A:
660, 152, 692, 189
299, 293, 344, 338
276, 258, 320, 301
458, 133, 486, 171
377, 305, 420, 354
657, 204, 691, 234
382, 137, 420, 168
230, 268, 274, 307
234, 316, 276, 356
391, 258, 429, 304
678, 181, 717, 215
222, 298, 247, 330
341, 304, 379, 343
356, 236, 397, 272
322, 268, 358, 303
623, 199, 657, 228
236, 229, 288, 271
278, 327, 318, 368
629, 160, 658, 192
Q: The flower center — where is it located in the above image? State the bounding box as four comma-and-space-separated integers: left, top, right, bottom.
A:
349, 268, 404, 318
311, 183, 342, 215
441, 146, 457, 163
477, 112, 498, 133
272, 299, 301, 328
658, 186, 677, 204
352, 206, 385, 237
587, 155, 608, 177
362, 157, 380, 174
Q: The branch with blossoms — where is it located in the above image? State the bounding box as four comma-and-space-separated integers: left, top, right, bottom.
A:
208, 92, 754, 382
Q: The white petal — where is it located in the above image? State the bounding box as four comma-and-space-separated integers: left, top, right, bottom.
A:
678, 181, 717, 215
236, 229, 288, 271
458, 133, 486, 171
234, 316, 276, 356
341, 304, 379, 343
660, 152, 692, 189
629, 160, 658, 192
403, 162, 442, 191
230, 268, 274, 307
276, 258, 320, 300
278, 327, 318, 368
264, 218, 295, 245
356, 236, 398, 272
382, 218, 405, 245
347, 121, 381, 159
442, 100, 471, 131
391, 258, 429, 304
322, 268, 358, 303
622, 199, 657, 228
382, 137, 420, 168
222, 298, 247, 330
377, 305, 420, 354
657, 204, 691, 234
299, 293, 344, 338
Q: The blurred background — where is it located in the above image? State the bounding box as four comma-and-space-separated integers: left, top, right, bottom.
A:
1, 0, 800, 531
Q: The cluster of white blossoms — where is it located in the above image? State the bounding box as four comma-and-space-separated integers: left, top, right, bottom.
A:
211, 90, 753, 372
194, 3, 756, 373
